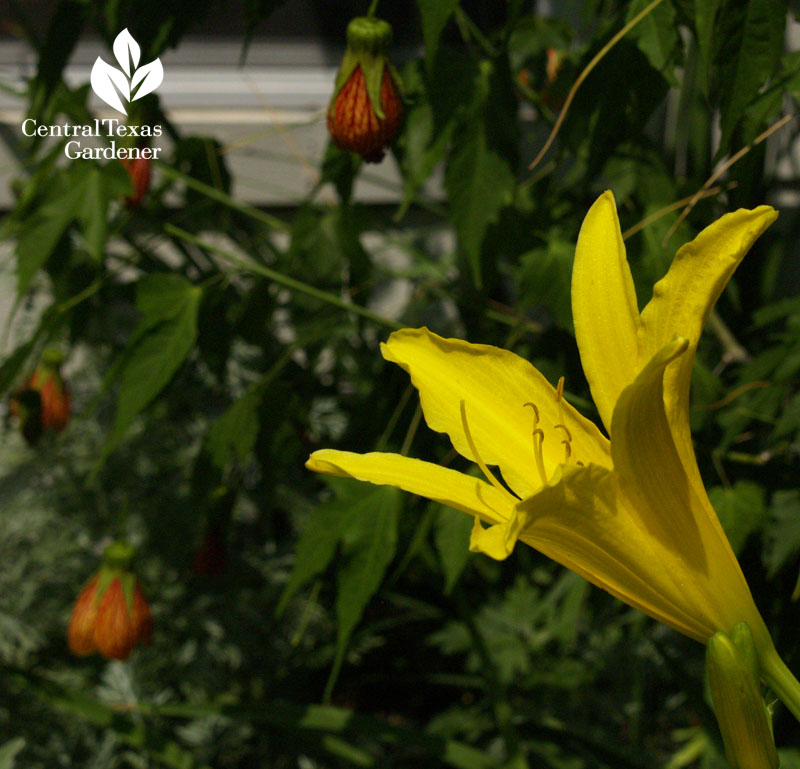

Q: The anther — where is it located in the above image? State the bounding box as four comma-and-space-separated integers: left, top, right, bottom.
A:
556, 376, 565, 402
554, 424, 572, 442
524, 401, 549, 486
523, 401, 540, 424
554, 423, 572, 463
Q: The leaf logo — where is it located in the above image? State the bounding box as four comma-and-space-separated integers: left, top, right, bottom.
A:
91, 29, 163, 115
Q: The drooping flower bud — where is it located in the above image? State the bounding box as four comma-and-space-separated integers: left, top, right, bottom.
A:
10, 349, 71, 445
327, 16, 403, 163
68, 543, 153, 661
541, 47, 566, 111
193, 524, 227, 577
120, 155, 152, 207
706, 622, 778, 769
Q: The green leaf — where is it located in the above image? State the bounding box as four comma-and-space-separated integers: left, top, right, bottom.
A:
708, 481, 767, 555
0, 738, 25, 769
399, 101, 455, 215
714, 0, 785, 154
29, 0, 89, 116
328, 486, 401, 697
418, 0, 460, 69
335, 486, 400, 645
277, 477, 365, 616
206, 382, 266, 470
626, 0, 678, 76
765, 490, 800, 577
433, 504, 473, 594
75, 162, 130, 262
107, 275, 201, 449
516, 238, 575, 332
445, 120, 514, 289
15, 184, 78, 294
693, 0, 720, 84
15, 162, 129, 292
774, 390, 800, 440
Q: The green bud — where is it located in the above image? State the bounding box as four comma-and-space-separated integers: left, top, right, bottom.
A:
345, 17, 392, 57
102, 542, 136, 570
706, 625, 778, 769
40, 347, 65, 367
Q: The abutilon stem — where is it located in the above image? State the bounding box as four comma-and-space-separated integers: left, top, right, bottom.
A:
761, 647, 800, 723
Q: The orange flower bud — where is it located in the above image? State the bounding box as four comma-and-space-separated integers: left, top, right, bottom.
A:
541, 47, 566, 111
10, 351, 71, 445
67, 544, 152, 661
327, 17, 403, 163
120, 156, 151, 207
67, 576, 100, 656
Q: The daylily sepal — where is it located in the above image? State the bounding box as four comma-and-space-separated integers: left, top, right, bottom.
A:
706, 622, 778, 769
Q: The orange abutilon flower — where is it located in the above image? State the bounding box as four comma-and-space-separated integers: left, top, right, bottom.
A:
120, 155, 151, 207
10, 349, 71, 445
327, 16, 403, 163
68, 543, 153, 660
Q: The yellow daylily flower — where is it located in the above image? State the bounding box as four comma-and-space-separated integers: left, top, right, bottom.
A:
306, 192, 800, 719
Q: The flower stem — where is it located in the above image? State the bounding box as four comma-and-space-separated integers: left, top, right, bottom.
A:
761, 647, 800, 723
366, 0, 380, 17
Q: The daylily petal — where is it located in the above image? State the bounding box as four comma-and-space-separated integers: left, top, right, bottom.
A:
572, 191, 641, 432
638, 205, 778, 496
611, 338, 765, 637
381, 327, 611, 499
469, 506, 528, 560
306, 448, 514, 525
516, 463, 713, 641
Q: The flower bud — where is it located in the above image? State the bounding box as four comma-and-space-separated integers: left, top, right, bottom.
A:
67, 543, 152, 661
10, 350, 71, 445
193, 524, 227, 577
120, 155, 152, 207
327, 16, 403, 163
706, 623, 778, 769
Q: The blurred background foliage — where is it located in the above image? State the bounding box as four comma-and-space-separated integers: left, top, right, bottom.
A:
1, 0, 800, 766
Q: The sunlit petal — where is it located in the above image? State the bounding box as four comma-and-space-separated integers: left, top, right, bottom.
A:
516, 463, 713, 641
381, 327, 611, 498
306, 448, 514, 525
638, 205, 778, 496
611, 338, 767, 637
572, 190, 641, 432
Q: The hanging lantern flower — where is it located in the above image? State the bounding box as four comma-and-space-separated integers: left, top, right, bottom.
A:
120, 154, 152, 207
10, 349, 71, 445
68, 543, 153, 661
327, 16, 403, 163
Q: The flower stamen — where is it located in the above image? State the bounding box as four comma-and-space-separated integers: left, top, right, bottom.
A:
555, 423, 572, 462
524, 402, 549, 486
460, 400, 518, 500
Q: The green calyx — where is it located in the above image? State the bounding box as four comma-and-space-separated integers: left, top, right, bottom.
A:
91, 543, 137, 613
103, 542, 136, 569
40, 347, 65, 367
330, 16, 396, 120
706, 622, 778, 769
346, 16, 392, 56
